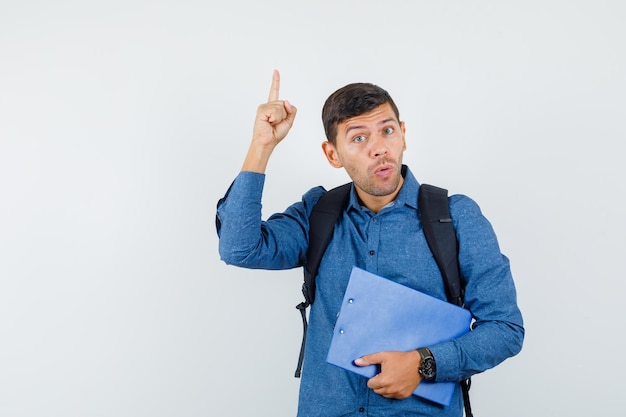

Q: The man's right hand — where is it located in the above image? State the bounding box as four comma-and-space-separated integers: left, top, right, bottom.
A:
242, 70, 297, 173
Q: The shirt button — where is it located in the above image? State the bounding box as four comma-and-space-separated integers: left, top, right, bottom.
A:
369, 250, 375, 256
359, 407, 365, 412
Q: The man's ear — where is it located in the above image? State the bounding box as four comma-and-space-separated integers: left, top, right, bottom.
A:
322, 141, 343, 168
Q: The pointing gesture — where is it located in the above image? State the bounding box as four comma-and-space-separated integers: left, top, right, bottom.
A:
268, 69, 281, 102
242, 70, 297, 173
256, 70, 297, 146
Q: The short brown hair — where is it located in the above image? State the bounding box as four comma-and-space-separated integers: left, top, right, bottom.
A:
322, 83, 400, 145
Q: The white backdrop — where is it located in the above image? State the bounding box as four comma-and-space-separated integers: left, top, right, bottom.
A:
1, 1, 625, 416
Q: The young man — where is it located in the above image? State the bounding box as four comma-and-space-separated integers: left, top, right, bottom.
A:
216, 70, 524, 417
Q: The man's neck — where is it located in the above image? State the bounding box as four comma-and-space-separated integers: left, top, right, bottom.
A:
356, 176, 405, 214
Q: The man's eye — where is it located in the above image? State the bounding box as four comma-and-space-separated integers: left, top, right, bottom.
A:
353, 135, 366, 143
383, 127, 394, 135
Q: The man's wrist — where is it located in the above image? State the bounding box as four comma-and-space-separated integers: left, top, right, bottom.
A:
416, 347, 437, 382
241, 141, 276, 173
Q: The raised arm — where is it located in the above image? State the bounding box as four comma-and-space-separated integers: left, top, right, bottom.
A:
241, 70, 298, 173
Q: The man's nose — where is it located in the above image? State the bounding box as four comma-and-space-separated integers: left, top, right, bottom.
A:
370, 135, 388, 158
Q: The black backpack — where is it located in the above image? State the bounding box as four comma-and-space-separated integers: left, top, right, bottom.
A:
294, 183, 473, 416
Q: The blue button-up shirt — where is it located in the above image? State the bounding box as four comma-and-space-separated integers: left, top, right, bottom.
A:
216, 166, 524, 417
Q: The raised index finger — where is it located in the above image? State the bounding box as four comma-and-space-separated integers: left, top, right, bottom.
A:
267, 69, 280, 102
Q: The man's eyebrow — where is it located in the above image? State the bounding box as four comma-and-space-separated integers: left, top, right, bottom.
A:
344, 118, 398, 134
379, 117, 398, 125
345, 124, 366, 135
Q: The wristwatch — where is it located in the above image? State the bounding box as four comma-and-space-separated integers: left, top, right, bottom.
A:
417, 347, 436, 382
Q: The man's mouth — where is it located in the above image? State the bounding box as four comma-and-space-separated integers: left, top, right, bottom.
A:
374, 164, 393, 177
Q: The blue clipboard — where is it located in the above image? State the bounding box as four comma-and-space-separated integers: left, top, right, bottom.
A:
326, 266, 472, 406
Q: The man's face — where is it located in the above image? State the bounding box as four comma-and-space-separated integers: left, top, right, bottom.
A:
322, 103, 406, 210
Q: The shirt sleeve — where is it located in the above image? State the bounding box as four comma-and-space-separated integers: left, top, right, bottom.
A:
430, 194, 525, 382
216, 171, 326, 270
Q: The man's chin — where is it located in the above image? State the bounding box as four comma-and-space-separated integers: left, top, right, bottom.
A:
369, 180, 402, 197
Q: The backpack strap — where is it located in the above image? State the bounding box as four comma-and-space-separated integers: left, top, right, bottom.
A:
301, 183, 353, 307
294, 183, 352, 377
418, 184, 464, 307
418, 184, 473, 417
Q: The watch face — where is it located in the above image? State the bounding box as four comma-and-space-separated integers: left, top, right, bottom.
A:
420, 358, 436, 380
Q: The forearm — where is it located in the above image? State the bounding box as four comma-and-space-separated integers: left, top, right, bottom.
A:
430, 257, 525, 382
430, 317, 524, 382
241, 142, 276, 174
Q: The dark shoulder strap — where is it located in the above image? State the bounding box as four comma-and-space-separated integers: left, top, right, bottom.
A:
418, 184, 472, 417
294, 182, 351, 378
302, 183, 352, 306
418, 184, 464, 307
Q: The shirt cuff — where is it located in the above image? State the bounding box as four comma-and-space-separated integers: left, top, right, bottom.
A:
429, 341, 461, 382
